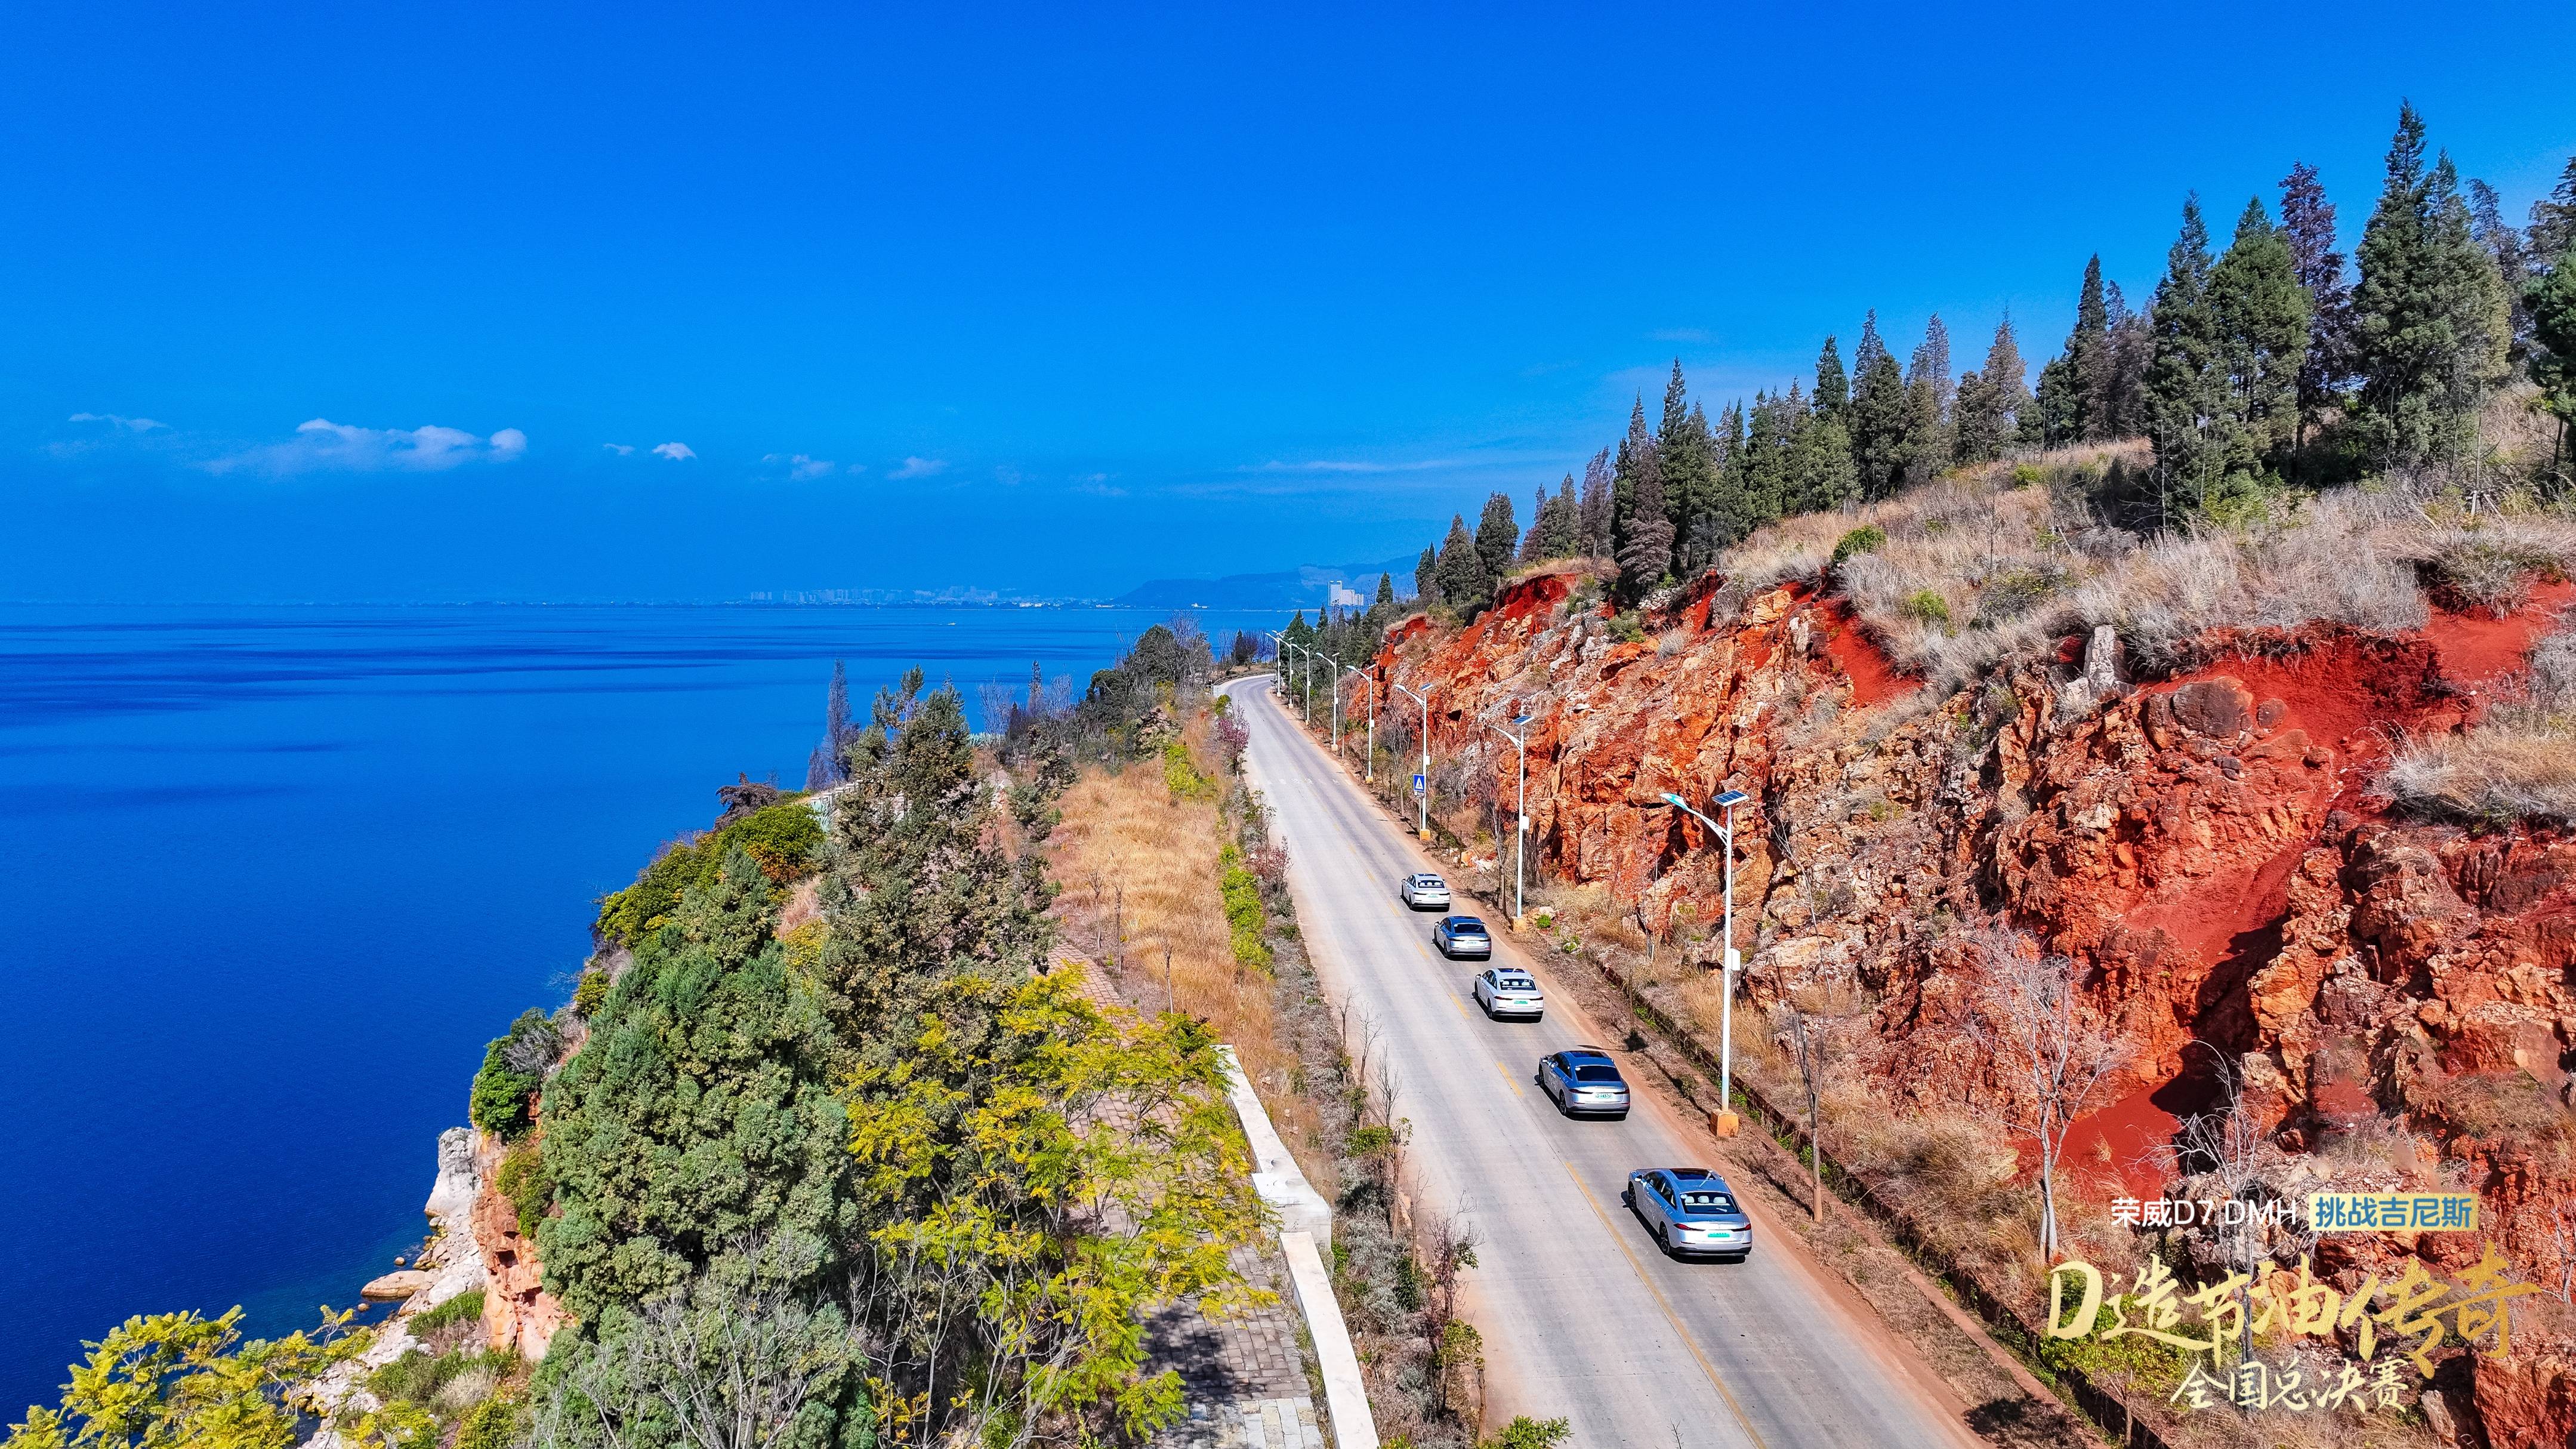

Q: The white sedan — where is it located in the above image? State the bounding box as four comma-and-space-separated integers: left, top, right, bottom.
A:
1471, 967, 1544, 1020
1399, 872, 1450, 910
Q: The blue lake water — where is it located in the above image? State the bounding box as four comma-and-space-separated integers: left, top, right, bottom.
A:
0, 603, 1290, 1414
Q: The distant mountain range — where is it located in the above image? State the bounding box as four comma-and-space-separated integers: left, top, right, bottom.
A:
1110, 556, 1418, 612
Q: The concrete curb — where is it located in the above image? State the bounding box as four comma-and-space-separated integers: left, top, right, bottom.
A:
1216, 1046, 1376, 1449
1217, 1046, 1333, 1250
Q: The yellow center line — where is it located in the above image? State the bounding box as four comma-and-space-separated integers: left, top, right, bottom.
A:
1562, 1160, 1772, 1449
1451, 994, 1469, 1018
1492, 1059, 1523, 1096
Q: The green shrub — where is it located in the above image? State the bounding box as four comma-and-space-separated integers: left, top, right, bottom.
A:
1971, 565, 2063, 626
1609, 611, 1646, 644
466, 1010, 559, 1142
493, 1140, 554, 1235
411, 1288, 485, 1333
1830, 525, 1886, 567
1482, 1418, 1572, 1449
369, 1346, 509, 1410
727, 801, 822, 881
1217, 844, 1271, 972
1163, 739, 1217, 802
570, 969, 609, 1018
2009, 462, 2046, 488
1898, 590, 1952, 627
454, 1395, 523, 1449
593, 802, 824, 944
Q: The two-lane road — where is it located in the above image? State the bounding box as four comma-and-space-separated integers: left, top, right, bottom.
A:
1226, 676, 1980, 1449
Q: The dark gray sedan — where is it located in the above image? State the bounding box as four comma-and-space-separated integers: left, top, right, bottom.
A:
1535, 1048, 1627, 1117
1622, 1167, 1754, 1261
1432, 915, 1491, 959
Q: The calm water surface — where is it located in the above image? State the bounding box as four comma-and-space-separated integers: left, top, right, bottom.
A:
0, 603, 1287, 1411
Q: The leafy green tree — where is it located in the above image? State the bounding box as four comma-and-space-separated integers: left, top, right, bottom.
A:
2350, 103, 2512, 469
2145, 195, 2222, 523
1849, 312, 1911, 498
1412, 547, 1436, 603
2278, 161, 2354, 445
1375, 572, 1396, 608
1795, 410, 1858, 514
538, 845, 858, 1319
1901, 315, 1952, 484
1433, 513, 1485, 610
468, 1009, 563, 1141
2206, 196, 2313, 487
533, 1268, 868, 1449
1473, 492, 1519, 582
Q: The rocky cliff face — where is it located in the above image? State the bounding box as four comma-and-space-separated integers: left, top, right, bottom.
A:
471, 1131, 566, 1359
1377, 565, 2576, 1442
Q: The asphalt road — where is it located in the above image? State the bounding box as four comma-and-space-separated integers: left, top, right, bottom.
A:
1225, 676, 1983, 1449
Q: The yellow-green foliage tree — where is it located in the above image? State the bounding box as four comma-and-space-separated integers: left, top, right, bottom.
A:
844, 970, 1269, 1443
5, 1309, 425, 1449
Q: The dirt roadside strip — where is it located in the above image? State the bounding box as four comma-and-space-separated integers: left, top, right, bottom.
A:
1268, 686, 2125, 1449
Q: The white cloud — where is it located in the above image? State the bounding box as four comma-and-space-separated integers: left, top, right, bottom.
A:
602, 443, 635, 456
889, 456, 947, 480
764, 452, 838, 480
844, 463, 866, 476
70, 411, 168, 433
652, 442, 696, 461
205, 418, 528, 476
993, 464, 1023, 486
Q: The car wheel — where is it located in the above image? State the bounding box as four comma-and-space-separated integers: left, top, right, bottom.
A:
1653, 1223, 1671, 1256
1619, 1187, 1633, 1208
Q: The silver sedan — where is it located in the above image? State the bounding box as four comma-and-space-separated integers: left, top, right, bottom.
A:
1622, 1167, 1754, 1261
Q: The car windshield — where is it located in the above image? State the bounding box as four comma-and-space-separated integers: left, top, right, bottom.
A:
1572, 1064, 1621, 1083
1678, 1191, 1735, 1212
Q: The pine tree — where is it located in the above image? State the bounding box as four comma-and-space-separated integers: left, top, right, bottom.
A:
2278, 161, 2354, 443
1519, 487, 1549, 562
1799, 410, 1858, 511
2206, 196, 2313, 488
1414, 546, 1437, 603
1658, 370, 1716, 543
2035, 257, 2110, 446
1550, 474, 1580, 556
1615, 445, 1674, 605
2529, 156, 2576, 270
1813, 336, 1849, 420
1849, 312, 1911, 498
2467, 178, 2533, 356
1375, 572, 1396, 608
2351, 103, 2513, 470
1576, 448, 1614, 556
2145, 195, 2222, 523
2529, 255, 2576, 485
1609, 397, 1659, 570
1474, 491, 1520, 581
1901, 316, 1954, 483
1433, 513, 1485, 611
1954, 318, 2029, 465
2100, 280, 2155, 439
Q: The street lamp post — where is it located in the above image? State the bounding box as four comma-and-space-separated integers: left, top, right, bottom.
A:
1485, 712, 1535, 927
1281, 642, 1311, 726
1661, 788, 1752, 1114
1390, 682, 1430, 836
1337, 662, 1374, 775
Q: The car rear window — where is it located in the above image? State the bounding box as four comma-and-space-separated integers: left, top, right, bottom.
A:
1572, 1064, 1621, 1083
1452, 918, 1485, 932
1679, 1191, 1736, 1211
1498, 975, 1535, 989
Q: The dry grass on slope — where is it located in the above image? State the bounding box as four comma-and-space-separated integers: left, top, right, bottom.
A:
2385, 624, 2576, 827
1710, 436, 2576, 692
1045, 736, 1335, 1192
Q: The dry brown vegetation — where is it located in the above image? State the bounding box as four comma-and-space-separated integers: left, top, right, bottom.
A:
1708, 404, 2576, 692
2385, 621, 2576, 827
1044, 722, 1338, 1194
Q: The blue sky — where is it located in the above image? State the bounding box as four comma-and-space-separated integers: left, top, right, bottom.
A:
4, 2, 2570, 603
